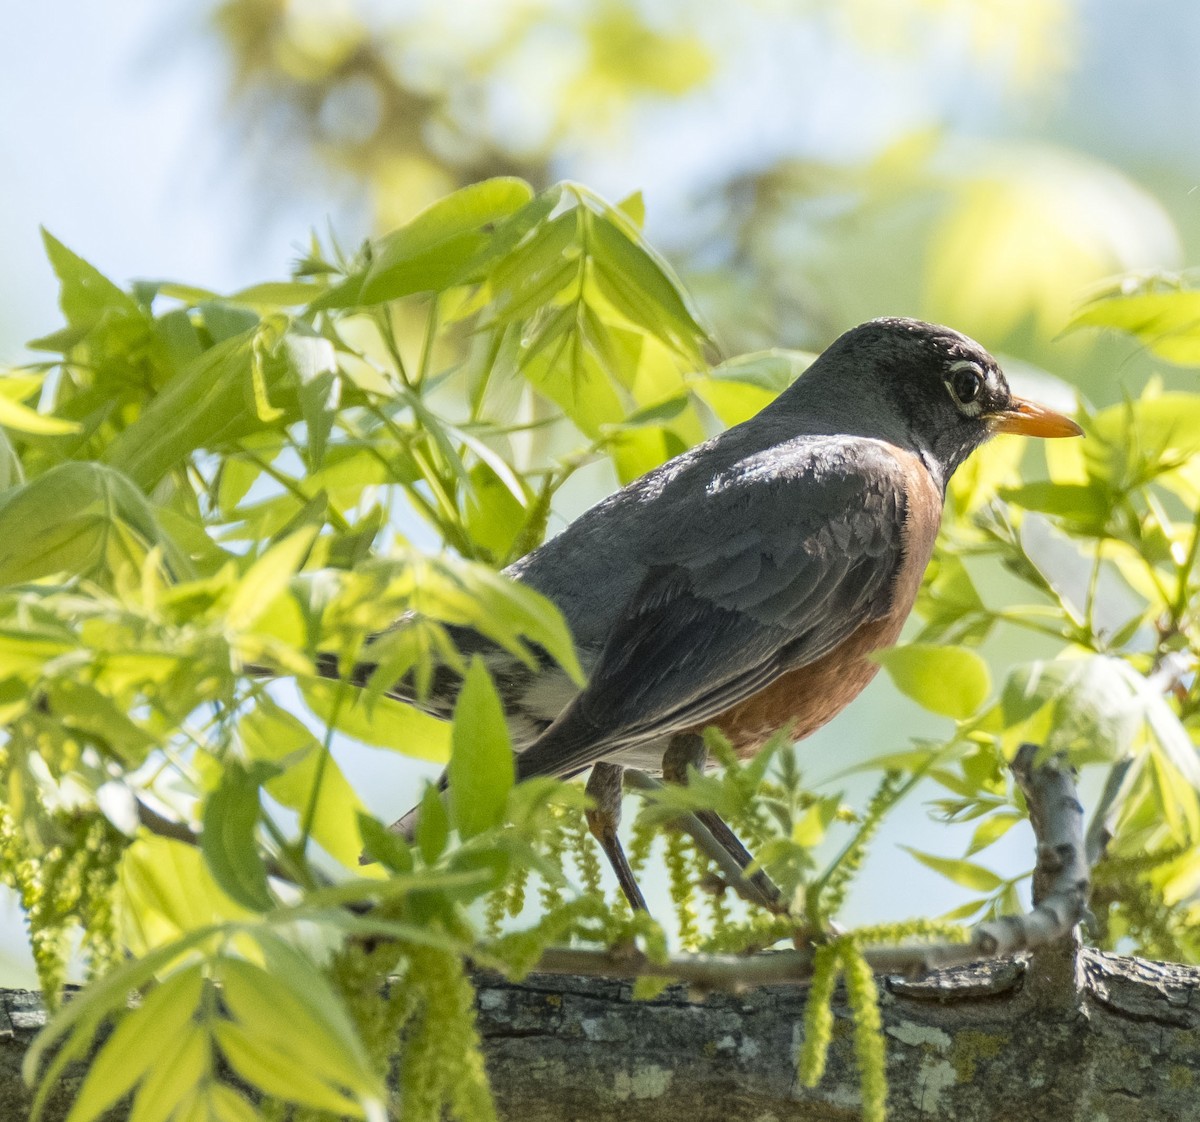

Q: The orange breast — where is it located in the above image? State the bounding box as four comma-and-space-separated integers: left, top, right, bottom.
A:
707, 448, 942, 757
708, 611, 908, 754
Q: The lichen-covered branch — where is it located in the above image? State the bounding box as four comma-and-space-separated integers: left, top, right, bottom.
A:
7, 952, 1197, 1122
469, 950, 1200, 1122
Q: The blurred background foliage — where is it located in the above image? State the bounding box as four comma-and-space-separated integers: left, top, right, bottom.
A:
206, 0, 1191, 384
2, 0, 1200, 983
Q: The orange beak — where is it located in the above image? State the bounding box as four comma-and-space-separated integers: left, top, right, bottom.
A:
987, 396, 1083, 439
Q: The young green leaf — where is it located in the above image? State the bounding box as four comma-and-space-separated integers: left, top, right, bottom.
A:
1067, 287, 1200, 365
126, 1025, 211, 1122
39, 230, 143, 331
416, 781, 450, 865
63, 965, 205, 1122
200, 761, 278, 912
211, 1020, 368, 1118
448, 658, 514, 839
902, 847, 1006, 892
102, 325, 301, 489
217, 951, 381, 1104
0, 393, 80, 435
300, 681, 452, 763
357, 813, 414, 873
875, 643, 991, 720
227, 527, 316, 630
356, 178, 534, 304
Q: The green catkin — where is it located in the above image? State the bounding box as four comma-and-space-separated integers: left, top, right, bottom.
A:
566, 811, 604, 898
628, 811, 655, 877
0, 808, 128, 1006
490, 896, 608, 978
79, 816, 124, 980
704, 854, 734, 940
1112, 879, 1189, 963
839, 941, 887, 1122
707, 733, 773, 848
702, 911, 794, 955
328, 943, 417, 1078
850, 919, 969, 947
797, 943, 840, 1087
400, 945, 497, 1122
664, 830, 699, 950
505, 862, 529, 919
819, 771, 904, 918
537, 809, 568, 913
484, 885, 507, 939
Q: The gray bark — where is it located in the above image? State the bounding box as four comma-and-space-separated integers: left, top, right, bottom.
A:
5, 944, 1198, 1121
475, 944, 1200, 1122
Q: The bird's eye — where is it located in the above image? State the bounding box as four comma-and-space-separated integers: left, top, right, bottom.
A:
948, 364, 984, 407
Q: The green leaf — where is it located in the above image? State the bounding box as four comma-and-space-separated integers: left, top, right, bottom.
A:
448, 658, 514, 838
229, 280, 326, 307
217, 947, 382, 1105
1067, 286, 1200, 365
125, 1024, 210, 1122
589, 209, 707, 360
902, 847, 1005, 891
300, 680, 451, 763
416, 781, 449, 864
454, 563, 585, 685
195, 1087, 263, 1122
357, 178, 534, 304
120, 837, 254, 949
1000, 481, 1109, 530
26, 926, 222, 1118
916, 553, 991, 645
875, 643, 991, 720
228, 527, 316, 630
1000, 657, 1141, 763
0, 462, 188, 585
102, 323, 301, 490
966, 811, 1026, 856
212, 1020, 367, 1118
465, 460, 527, 561
239, 700, 369, 870
39, 229, 142, 331
710, 349, 814, 393
357, 813, 413, 873
65, 966, 205, 1122
1094, 392, 1200, 466
43, 679, 158, 766
0, 393, 80, 435
200, 761, 278, 912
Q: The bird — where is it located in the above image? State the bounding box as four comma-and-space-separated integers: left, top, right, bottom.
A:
357, 317, 1082, 908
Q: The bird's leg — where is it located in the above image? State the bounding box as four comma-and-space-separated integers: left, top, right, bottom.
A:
584, 762, 648, 913
661, 733, 784, 912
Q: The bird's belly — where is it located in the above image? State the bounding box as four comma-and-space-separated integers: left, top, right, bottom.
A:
707, 610, 908, 756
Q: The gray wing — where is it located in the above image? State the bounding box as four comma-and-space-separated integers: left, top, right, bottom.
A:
513, 441, 912, 781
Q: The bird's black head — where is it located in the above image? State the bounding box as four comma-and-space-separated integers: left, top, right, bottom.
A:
788, 317, 1081, 485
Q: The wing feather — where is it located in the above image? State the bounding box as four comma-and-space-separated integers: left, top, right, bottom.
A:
514, 440, 919, 780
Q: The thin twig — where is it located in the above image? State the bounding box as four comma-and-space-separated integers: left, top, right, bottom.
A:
135, 798, 330, 888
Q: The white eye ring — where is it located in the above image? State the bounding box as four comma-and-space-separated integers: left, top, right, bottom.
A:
946, 360, 985, 415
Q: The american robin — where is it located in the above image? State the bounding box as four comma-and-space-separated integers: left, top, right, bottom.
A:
366, 318, 1082, 908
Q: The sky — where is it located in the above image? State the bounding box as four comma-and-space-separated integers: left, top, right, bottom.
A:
0, 2, 329, 365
